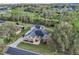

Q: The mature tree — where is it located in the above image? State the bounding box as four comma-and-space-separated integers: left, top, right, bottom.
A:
49, 20, 79, 54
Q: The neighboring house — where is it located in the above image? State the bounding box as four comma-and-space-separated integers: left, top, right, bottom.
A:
15, 25, 24, 35
24, 25, 51, 45
0, 7, 11, 14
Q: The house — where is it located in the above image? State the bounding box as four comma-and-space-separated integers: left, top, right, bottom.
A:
24, 25, 51, 45
0, 6, 11, 14
15, 25, 24, 35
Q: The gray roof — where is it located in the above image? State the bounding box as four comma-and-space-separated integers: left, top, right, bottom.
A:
27, 29, 48, 37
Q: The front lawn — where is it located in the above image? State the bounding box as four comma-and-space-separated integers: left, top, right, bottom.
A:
18, 42, 54, 55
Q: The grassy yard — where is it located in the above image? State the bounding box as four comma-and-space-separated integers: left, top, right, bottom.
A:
18, 42, 54, 55
0, 38, 4, 44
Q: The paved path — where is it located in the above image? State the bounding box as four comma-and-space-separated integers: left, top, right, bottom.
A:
9, 37, 23, 47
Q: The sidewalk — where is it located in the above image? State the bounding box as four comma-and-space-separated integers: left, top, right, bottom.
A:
9, 37, 23, 47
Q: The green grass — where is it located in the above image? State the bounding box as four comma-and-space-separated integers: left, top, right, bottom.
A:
73, 19, 79, 29
0, 38, 4, 44
18, 42, 54, 55
46, 27, 53, 33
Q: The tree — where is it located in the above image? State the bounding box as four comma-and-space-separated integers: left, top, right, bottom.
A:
0, 22, 18, 44
49, 21, 79, 54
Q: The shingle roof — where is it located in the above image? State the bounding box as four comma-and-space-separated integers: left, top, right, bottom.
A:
26, 25, 49, 37
35, 30, 44, 37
